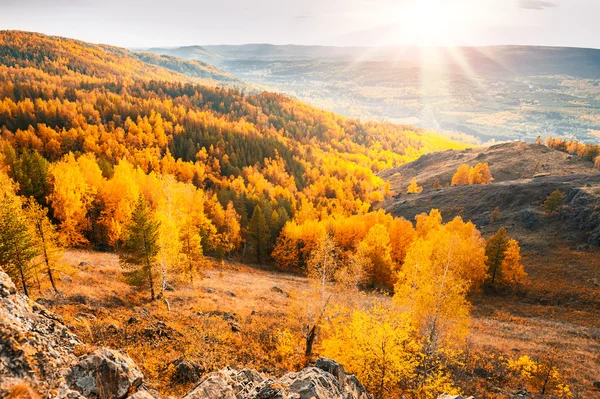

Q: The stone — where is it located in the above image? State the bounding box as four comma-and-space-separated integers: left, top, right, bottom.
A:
67, 348, 143, 399
271, 286, 289, 297
183, 358, 372, 399
593, 381, 600, 389
128, 389, 156, 399
171, 357, 206, 384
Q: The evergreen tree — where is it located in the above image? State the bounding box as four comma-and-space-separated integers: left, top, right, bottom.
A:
247, 205, 270, 264
485, 227, 510, 286
25, 198, 63, 294
543, 190, 564, 214
0, 192, 39, 297
120, 196, 161, 300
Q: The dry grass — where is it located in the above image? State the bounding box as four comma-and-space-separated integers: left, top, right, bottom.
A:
32, 248, 599, 398
5, 382, 41, 399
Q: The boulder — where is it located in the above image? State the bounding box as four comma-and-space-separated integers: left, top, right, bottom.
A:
67, 348, 143, 399
183, 358, 372, 399
183, 368, 265, 399
171, 357, 206, 384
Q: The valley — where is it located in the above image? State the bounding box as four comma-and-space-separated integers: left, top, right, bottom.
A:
0, 29, 599, 399
143, 45, 600, 143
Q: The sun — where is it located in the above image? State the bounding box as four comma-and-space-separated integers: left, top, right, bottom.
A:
387, 0, 462, 47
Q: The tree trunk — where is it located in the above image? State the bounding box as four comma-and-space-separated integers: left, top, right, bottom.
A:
305, 324, 317, 358
19, 263, 29, 298
47, 266, 59, 295
42, 239, 59, 294
147, 263, 155, 301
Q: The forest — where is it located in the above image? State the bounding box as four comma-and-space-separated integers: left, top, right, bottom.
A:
0, 31, 577, 399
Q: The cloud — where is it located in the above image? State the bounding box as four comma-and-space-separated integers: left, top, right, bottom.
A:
294, 12, 314, 20
517, 0, 558, 10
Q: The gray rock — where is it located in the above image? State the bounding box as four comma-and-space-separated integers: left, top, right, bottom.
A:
0, 267, 80, 397
593, 381, 600, 389
183, 358, 372, 399
67, 348, 143, 399
171, 357, 206, 384
128, 390, 156, 399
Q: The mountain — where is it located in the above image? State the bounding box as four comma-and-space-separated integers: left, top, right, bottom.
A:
142, 44, 600, 143
0, 31, 237, 86
0, 30, 466, 233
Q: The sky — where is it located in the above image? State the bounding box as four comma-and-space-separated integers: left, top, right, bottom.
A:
0, 0, 598, 49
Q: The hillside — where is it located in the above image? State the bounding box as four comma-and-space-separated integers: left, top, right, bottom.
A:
0, 31, 237, 86
381, 142, 600, 307
1, 31, 600, 399
380, 141, 598, 190
0, 30, 466, 226
143, 44, 600, 143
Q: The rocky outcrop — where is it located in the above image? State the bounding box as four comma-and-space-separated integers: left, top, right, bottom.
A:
0, 268, 150, 399
66, 348, 144, 399
183, 358, 372, 399
0, 268, 80, 396
0, 267, 373, 399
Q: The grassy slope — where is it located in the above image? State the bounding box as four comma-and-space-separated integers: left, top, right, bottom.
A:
33, 248, 600, 398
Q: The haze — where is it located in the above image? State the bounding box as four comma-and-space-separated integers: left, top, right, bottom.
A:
0, 0, 599, 49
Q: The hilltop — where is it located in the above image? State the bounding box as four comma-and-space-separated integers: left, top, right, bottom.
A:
381, 141, 600, 310
380, 142, 600, 241
0, 31, 238, 87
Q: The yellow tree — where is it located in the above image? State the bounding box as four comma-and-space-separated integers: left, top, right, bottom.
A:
272, 221, 303, 271
469, 163, 493, 184
48, 153, 99, 246
357, 224, 396, 287
223, 201, 242, 258
99, 160, 141, 248
499, 239, 528, 286
24, 198, 63, 294
154, 175, 185, 297
304, 233, 341, 358
407, 178, 423, 194
394, 211, 486, 394
388, 217, 416, 265
321, 302, 419, 399
179, 188, 206, 283
451, 164, 471, 186
0, 173, 39, 297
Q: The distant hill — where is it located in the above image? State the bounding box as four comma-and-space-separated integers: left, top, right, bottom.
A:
145, 44, 600, 78
0, 30, 466, 218
0, 30, 238, 86
140, 44, 600, 143
132, 52, 239, 83
380, 142, 600, 246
